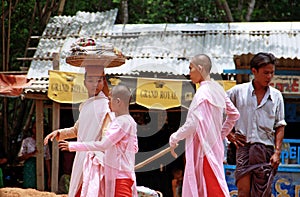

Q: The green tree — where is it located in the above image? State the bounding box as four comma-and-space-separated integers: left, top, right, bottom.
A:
1, 0, 300, 70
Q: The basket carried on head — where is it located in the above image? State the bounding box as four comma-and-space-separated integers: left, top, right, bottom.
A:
66, 54, 125, 68
66, 37, 126, 68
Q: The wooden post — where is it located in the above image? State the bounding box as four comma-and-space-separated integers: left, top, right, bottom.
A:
51, 101, 60, 192
50, 52, 60, 192
57, 0, 66, 16
2, 0, 6, 71
35, 100, 45, 190
52, 53, 59, 70
3, 98, 8, 153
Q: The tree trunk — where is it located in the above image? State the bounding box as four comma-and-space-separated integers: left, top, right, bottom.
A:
57, 0, 66, 16
6, 0, 11, 71
2, 0, 5, 71
23, 2, 37, 66
42, 0, 56, 26
37, 0, 58, 27
246, 0, 256, 21
107, 0, 112, 7
238, 0, 244, 12
121, 0, 128, 24
215, 0, 234, 22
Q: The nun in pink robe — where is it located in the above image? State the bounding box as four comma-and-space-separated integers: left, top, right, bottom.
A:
68, 113, 138, 197
169, 80, 240, 197
55, 91, 110, 197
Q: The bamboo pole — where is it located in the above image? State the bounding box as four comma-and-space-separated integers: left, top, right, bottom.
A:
6, 0, 11, 71
2, 0, 5, 71
134, 147, 172, 170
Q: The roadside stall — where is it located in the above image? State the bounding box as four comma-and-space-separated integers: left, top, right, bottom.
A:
224, 53, 300, 197
11, 8, 300, 196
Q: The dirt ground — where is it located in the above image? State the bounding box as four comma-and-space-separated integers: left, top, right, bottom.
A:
0, 187, 68, 197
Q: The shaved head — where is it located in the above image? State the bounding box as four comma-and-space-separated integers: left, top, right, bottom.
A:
191, 54, 212, 74
111, 85, 131, 105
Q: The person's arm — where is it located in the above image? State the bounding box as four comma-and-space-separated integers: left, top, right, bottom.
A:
221, 96, 240, 139
172, 179, 178, 197
18, 139, 37, 161
44, 121, 78, 145
274, 126, 285, 154
169, 104, 200, 148
57, 121, 79, 140
61, 121, 127, 152
270, 125, 285, 169
225, 87, 247, 148
270, 93, 286, 168
18, 152, 36, 161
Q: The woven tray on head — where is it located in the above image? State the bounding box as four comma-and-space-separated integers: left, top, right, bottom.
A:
66, 54, 126, 68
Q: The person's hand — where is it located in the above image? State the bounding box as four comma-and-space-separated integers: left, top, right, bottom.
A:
44, 130, 60, 145
170, 146, 178, 158
169, 142, 178, 158
24, 150, 37, 160
169, 134, 178, 158
172, 179, 178, 189
58, 140, 70, 151
29, 149, 38, 157
270, 150, 281, 169
226, 132, 247, 148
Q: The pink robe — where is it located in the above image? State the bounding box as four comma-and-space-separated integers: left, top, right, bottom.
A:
80, 151, 105, 197
169, 81, 240, 197
57, 92, 110, 197
69, 114, 138, 197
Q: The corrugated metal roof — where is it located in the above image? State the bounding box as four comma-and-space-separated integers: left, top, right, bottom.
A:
106, 57, 190, 75
23, 77, 49, 94
24, 9, 300, 91
42, 9, 118, 37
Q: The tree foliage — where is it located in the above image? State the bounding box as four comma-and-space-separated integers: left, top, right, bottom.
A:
1, 0, 300, 71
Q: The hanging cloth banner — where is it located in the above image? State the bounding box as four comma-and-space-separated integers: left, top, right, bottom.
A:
108, 76, 195, 110
195, 80, 236, 91
0, 74, 32, 97
136, 78, 183, 109
217, 80, 236, 91
48, 70, 88, 103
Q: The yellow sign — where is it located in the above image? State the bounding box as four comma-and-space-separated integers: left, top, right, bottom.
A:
217, 80, 236, 91
196, 80, 236, 91
48, 70, 88, 103
136, 78, 182, 109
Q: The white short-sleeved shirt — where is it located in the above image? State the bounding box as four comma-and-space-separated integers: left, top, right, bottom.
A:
18, 137, 51, 160
227, 81, 287, 146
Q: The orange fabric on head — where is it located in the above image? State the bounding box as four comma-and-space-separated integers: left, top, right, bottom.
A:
102, 79, 109, 97
85, 66, 105, 77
